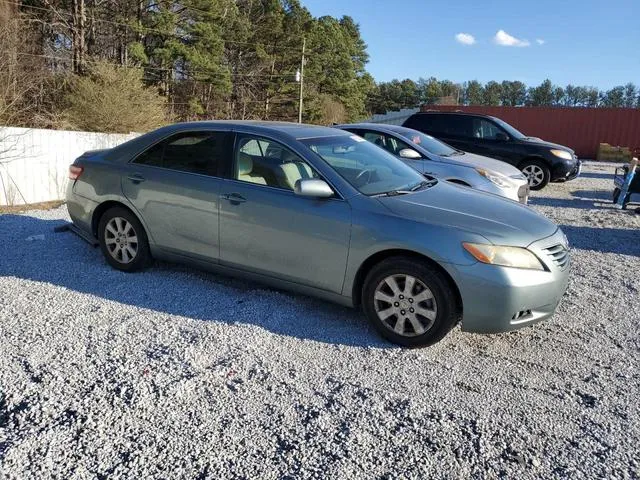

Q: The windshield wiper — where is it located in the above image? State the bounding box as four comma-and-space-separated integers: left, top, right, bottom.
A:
372, 189, 412, 197
440, 151, 463, 157
373, 179, 436, 197
409, 179, 437, 191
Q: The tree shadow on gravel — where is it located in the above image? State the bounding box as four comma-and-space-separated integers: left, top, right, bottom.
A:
0, 214, 392, 348
561, 224, 640, 257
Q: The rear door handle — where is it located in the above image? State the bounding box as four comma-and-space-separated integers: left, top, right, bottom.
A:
221, 193, 247, 204
127, 173, 146, 184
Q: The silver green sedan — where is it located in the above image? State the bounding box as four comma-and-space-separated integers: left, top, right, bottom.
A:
66, 121, 570, 347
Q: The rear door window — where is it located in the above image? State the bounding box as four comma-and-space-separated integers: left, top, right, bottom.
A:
134, 131, 230, 177
406, 114, 472, 138
439, 115, 473, 138
405, 114, 435, 132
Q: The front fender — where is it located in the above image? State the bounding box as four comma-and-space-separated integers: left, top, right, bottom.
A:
341, 207, 486, 298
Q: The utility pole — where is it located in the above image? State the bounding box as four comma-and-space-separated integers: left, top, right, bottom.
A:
298, 37, 306, 124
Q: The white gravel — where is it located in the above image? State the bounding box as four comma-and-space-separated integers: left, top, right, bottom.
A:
1, 162, 639, 479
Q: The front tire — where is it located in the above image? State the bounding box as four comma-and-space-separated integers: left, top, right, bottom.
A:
520, 159, 550, 190
98, 206, 151, 272
362, 257, 460, 347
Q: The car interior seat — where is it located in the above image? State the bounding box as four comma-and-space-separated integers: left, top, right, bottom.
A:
276, 150, 315, 190
237, 153, 267, 185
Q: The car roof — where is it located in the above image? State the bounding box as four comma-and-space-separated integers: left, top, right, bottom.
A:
334, 123, 424, 138
412, 111, 494, 119
157, 120, 349, 140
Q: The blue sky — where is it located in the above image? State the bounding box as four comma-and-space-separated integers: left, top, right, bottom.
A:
302, 0, 640, 89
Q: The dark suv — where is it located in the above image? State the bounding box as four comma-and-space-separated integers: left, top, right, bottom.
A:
403, 112, 581, 190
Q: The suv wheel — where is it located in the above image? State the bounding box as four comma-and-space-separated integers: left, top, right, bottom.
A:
520, 159, 550, 190
98, 206, 151, 272
362, 257, 460, 347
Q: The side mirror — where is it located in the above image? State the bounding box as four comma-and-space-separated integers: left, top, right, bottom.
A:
294, 179, 334, 198
398, 148, 422, 160
495, 132, 509, 142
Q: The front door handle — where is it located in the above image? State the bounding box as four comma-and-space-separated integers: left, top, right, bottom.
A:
221, 193, 247, 205
127, 173, 146, 184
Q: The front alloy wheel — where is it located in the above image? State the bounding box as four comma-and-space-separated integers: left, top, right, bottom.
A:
520, 160, 550, 190
362, 257, 459, 347
374, 274, 437, 337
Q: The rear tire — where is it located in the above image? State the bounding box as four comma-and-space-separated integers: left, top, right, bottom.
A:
362, 257, 459, 348
98, 206, 151, 272
520, 159, 550, 190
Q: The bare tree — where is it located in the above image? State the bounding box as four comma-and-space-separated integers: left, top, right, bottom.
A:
0, 21, 32, 161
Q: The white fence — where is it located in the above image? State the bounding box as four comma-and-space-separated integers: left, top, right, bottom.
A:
0, 127, 139, 206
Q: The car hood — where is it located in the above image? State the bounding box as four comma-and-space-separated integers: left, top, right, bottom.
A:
377, 181, 557, 247
521, 137, 575, 154
433, 152, 525, 179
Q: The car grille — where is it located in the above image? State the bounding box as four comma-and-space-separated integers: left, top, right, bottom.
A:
543, 244, 569, 270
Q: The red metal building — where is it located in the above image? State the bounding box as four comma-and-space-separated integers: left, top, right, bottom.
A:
421, 106, 640, 159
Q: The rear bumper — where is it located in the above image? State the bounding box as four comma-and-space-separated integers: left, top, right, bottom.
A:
66, 183, 98, 236
443, 230, 570, 334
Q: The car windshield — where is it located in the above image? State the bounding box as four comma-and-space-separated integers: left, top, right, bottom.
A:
302, 135, 428, 196
398, 130, 459, 156
492, 117, 526, 139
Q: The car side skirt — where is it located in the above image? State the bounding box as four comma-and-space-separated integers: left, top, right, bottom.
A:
156, 249, 356, 308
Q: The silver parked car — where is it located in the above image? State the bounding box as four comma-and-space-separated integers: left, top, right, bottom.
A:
335, 123, 530, 204
67, 121, 570, 347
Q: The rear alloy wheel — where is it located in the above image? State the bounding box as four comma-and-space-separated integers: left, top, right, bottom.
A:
362, 257, 459, 347
98, 206, 151, 272
520, 160, 550, 190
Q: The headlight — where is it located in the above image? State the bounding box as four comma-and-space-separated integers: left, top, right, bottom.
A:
475, 168, 514, 188
550, 149, 573, 160
462, 242, 545, 270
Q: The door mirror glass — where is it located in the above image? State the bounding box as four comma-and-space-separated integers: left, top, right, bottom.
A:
398, 148, 422, 160
294, 179, 334, 198
495, 132, 510, 142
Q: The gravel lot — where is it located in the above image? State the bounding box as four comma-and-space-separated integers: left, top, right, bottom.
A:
1, 162, 639, 479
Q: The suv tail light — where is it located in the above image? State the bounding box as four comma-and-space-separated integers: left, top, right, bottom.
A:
69, 165, 84, 180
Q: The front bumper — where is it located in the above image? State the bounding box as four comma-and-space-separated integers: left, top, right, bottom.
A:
444, 229, 570, 334
552, 158, 581, 182
566, 159, 582, 180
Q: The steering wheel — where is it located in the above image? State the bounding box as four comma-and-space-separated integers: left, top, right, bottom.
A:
354, 168, 374, 187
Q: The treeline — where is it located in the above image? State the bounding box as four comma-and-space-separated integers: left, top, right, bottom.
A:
367, 78, 640, 114
0, 0, 373, 133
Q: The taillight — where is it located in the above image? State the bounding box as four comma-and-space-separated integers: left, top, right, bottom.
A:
69, 165, 84, 180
